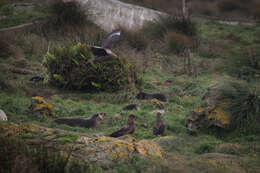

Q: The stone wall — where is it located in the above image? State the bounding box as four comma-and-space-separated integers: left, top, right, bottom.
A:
66, 0, 166, 31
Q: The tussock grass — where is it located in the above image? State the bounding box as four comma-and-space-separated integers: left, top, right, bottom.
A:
219, 82, 260, 135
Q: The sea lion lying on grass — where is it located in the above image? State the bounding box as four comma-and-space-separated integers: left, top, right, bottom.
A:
54, 113, 106, 128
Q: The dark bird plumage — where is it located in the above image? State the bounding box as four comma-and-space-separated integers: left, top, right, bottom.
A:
54, 113, 106, 128
153, 113, 165, 135
90, 29, 120, 57
136, 92, 167, 102
110, 114, 135, 137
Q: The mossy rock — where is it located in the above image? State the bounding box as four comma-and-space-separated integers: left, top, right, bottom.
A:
0, 123, 163, 167
42, 43, 141, 91
28, 96, 55, 119
186, 87, 231, 133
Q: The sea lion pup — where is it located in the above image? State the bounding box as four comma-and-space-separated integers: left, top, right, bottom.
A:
153, 113, 165, 135
110, 114, 135, 137
136, 92, 167, 102
54, 113, 106, 128
122, 104, 140, 111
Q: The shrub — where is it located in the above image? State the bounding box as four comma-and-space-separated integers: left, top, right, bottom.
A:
252, 4, 260, 19
43, 42, 141, 91
142, 16, 197, 41
0, 38, 12, 58
164, 31, 195, 54
48, 0, 89, 27
219, 82, 260, 135
217, 0, 241, 12
0, 74, 9, 91
0, 3, 13, 16
119, 28, 148, 51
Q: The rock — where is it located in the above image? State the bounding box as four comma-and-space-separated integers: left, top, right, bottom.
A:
185, 87, 230, 134
111, 113, 121, 120
28, 96, 55, 119
0, 123, 163, 167
151, 109, 165, 115
122, 104, 140, 111
0, 109, 7, 121
151, 99, 166, 109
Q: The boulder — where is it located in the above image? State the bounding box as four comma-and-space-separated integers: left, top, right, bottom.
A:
186, 87, 230, 134
28, 96, 55, 119
0, 109, 7, 121
0, 123, 163, 167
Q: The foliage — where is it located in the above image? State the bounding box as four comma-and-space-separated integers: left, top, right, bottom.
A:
164, 31, 195, 54
0, 3, 13, 16
0, 37, 12, 58
48, 0, 89, 27
142, 16, 197, 41
217, 0, 241, 12
219, 82, 260, 135
253, 4, 260, 19
119, 28, 148, 51
43, 42, 141, 91
0, 74, 9, 91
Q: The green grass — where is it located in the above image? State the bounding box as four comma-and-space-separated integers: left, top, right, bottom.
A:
0, 3, 47, 28
0, 6, 260, 172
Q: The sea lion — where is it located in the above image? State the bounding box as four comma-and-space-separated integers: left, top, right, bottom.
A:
54, 113, 106, 128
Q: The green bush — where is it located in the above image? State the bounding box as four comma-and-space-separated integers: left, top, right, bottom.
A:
142, 16, 197, 40
43, 43, 141, 91
48, 0, 89, 27
220, 82, 260, 135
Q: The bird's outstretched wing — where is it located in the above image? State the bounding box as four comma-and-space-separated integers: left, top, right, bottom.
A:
110, 125, 128, 137
101, 29, 121, 49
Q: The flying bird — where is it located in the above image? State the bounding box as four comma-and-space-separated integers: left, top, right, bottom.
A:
110, 114, 135, 137
54, 113, 106, 128
153, 113, 165, 135
90, 29, 121, 57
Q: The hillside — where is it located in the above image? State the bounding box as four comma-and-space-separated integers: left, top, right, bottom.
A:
0, 0, 260, 173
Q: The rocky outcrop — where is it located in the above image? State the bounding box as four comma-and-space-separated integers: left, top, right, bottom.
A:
0, 123, 163, 167
28, 96, 55, 119
64, 0, 167, 32
186, 88, 230, 133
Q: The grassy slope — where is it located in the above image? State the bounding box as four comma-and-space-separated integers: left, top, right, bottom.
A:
0, 1, 260, 173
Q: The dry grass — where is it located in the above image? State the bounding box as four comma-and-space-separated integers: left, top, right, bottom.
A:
164, 31, 194, 54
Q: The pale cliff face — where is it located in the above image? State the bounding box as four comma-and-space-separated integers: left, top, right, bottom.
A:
64, 0, 166, 32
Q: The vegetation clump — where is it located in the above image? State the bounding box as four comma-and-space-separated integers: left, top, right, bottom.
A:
48, 0, 89, 27
43, 43, 141, 91
219, 82, 260, 135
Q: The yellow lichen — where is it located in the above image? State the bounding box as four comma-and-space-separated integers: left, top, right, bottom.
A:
151, 99, 166, 109
29, 96, 54, 117
208, 107, 230, 126
193, 107, 204, 114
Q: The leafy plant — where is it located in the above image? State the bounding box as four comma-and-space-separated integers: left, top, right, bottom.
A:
48, 0, 89, 27
219, 82, 260, 135
43, 42, 141, 91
